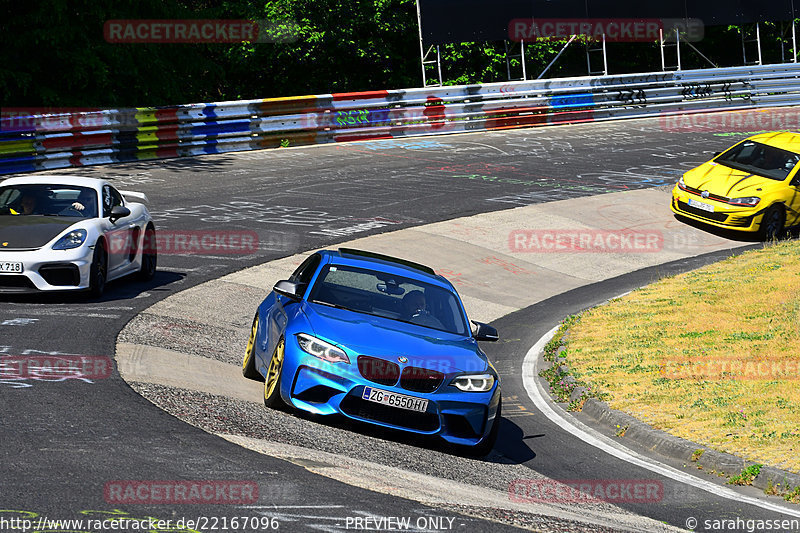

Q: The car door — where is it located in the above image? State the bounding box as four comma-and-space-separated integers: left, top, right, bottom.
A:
100, 185, 136, 274
785, 166, 800, 228
264, 253, 321, 362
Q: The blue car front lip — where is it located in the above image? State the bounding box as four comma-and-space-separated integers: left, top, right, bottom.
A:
282, 342, 500, 444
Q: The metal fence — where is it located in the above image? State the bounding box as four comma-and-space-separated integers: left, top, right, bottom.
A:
2, 63, 800, 176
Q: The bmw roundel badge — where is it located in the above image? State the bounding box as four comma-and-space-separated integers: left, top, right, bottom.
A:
397, 356, 408, 364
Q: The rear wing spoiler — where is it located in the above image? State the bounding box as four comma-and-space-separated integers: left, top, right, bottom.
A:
120, 190, 148, 204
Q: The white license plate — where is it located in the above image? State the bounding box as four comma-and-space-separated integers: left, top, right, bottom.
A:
362, 386, 429, 413
687, 198, 715, 212
0, 262, 23, 273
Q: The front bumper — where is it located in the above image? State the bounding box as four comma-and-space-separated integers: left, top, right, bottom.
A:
0, 246, 93, 293
281, 347, 501, 447
671, 188, 763, 232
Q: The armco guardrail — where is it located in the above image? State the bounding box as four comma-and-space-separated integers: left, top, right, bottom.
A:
2, 63, 800, 175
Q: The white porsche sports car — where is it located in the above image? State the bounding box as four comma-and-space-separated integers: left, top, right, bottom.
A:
0, 175, 156, 296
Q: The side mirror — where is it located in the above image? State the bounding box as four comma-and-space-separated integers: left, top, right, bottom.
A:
274, 280, 302, 301
472, 321, 499, 342
109, 205, 131, 222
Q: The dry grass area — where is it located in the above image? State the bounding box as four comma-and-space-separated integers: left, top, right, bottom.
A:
565, 240, 800, 472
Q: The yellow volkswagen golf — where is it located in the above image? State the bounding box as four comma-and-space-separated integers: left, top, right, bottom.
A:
671, 132, 800, 240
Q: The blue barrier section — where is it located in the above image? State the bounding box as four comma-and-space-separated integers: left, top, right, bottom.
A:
550, 93, 594, 109
191, 121, 252, 136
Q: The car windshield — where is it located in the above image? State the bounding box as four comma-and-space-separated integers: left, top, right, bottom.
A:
0, 184, 98, 217
308, 264, 469, 336
714, 140, 800, 181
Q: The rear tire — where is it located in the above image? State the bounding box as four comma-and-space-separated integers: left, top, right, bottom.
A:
89, 242, 107, 298
242, 314, 264, 381
759, 204, 786, 241
137, 226, 157, 281
263, 338, 287, 408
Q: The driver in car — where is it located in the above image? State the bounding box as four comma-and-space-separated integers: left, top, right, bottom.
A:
402, 290, 427, 319
69, 190, 97, 217
401, 290, 444, 329
759, 149, 786, 170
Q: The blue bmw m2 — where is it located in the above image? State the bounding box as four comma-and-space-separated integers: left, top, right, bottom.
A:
243, 248, 502, 454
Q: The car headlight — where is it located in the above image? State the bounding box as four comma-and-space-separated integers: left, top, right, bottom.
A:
296, 333, 350, 364
52, 229, 87, 250
728, 196, 761, 207
451, 373, 495, 392
677, 177, 687, 190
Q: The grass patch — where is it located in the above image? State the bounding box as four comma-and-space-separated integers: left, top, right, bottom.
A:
538, 315, 606, 410
563, 240, 800, 473
785, 486, 800, 503
765, 479, 780, 495
728, 464, 762, 486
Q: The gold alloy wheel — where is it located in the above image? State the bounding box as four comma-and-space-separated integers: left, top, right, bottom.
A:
264, 338, 285, 403
242, 314, 262, 380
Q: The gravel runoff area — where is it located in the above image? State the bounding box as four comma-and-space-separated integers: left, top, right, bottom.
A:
121, 312, 248, 366
127, 381, 664, 533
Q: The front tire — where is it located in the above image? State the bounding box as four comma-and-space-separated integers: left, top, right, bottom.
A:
89, 241, 107, 298
760, 204, 786, 241
137, 225, 157, 281
263, 338, 286, 408
242, 314, 264, 381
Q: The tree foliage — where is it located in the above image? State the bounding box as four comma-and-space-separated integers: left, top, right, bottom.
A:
1, 0, 420, 106
1, 1, 796, 107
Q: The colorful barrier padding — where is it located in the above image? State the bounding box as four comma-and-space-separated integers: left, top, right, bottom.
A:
2, 63, 800, 175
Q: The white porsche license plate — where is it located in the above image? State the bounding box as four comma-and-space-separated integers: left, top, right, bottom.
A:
687, 198, 715, 212
362, 387, 428, 413
0, 262, 23, 273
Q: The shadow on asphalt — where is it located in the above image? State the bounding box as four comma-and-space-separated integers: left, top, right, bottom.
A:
70, 154, 238, 176
284, 405, 534, 463
0, 269, 185, 304
493, 418, 537, 464
673, 213, 800, 242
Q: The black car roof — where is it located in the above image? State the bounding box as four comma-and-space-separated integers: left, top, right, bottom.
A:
336, 248, 437, 276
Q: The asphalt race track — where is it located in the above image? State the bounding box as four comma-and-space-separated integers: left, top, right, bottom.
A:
2, 115, 797, 532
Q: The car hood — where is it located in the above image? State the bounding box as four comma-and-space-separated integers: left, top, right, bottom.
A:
683, 162, 786, 198
0, 216, 80, 250
300, 302, 488, 374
